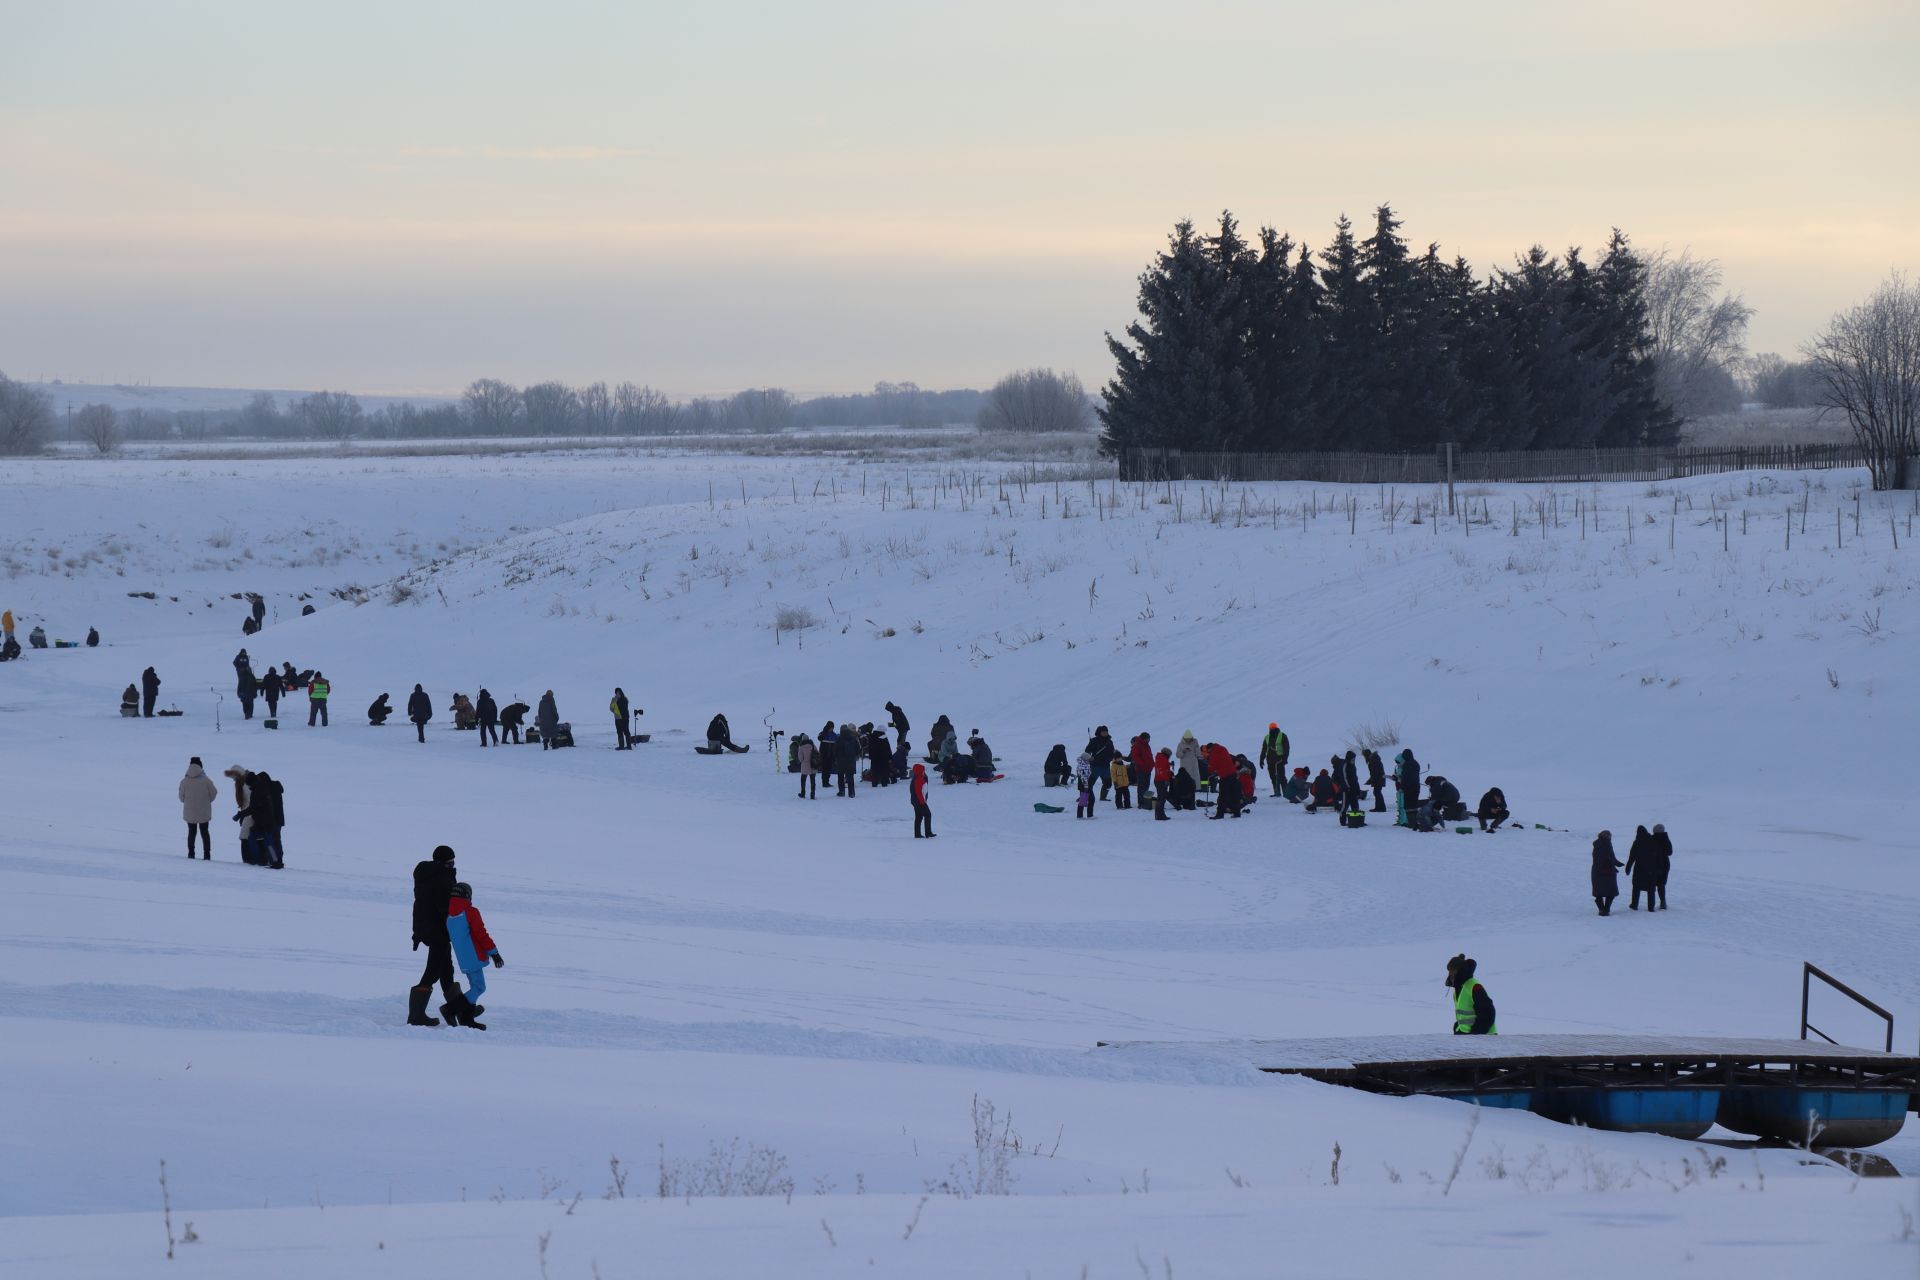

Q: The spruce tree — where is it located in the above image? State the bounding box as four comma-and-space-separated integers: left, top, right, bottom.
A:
1099, 219, 1255, 457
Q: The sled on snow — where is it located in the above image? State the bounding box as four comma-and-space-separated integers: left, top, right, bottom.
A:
694, 743, 751, 755
1033, 802, 1065, 814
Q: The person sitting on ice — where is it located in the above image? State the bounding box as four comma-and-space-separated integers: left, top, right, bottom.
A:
967, 731, 995, 782
120, 683, 140, 716
1306, 769, 1339, 813
1475, 787, 1509, 833
448, 880, 504, 1027
1283, 766, 1311, 804
1445, 954, 1496, 1035
367, 693, 393, 726
706, 712, 742, 752
28, 624, 47, 649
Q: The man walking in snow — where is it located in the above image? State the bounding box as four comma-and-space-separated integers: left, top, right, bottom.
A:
407, 684, 433, 743
410, 845, 479, 1028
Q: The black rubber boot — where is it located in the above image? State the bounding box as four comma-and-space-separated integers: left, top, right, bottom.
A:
407, 986, 441, 1026
441, 992, 487, 1030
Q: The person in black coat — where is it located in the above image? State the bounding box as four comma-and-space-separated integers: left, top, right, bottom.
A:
866, 725, 892, 785
926, 715, 953, 761
261, 667, 283, 719
251, 595, 266, 626
1394, 748, 1420, 824
1475, 788, 1509, 832
836, 722, 861, 795
475, 688, 498, 747
1590, 830, 1623, 916
967, 731, 994, 781
1625, 825, 1656, 910
1086, 727, 1116, 799
1340, 751, 1361, 811
1044, 744, 1071, 787
237, 664, 258, 721
407, 684, 433, 742
500, 700, 528, 744
1424, 776, 1461, 825
1647, 824, 1673, 909
885, 701, 909, 741
140, 666, 161, 717
86, 626, 99, 647
409, 844, 479, 1028
1363, 749, 1387, 812
368, 693, 393, 726
234, 769, 286, 868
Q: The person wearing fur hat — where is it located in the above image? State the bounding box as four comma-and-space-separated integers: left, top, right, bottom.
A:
1445, 954, 1496, 1034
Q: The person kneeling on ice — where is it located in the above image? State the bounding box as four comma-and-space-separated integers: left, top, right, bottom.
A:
909, 762, 935, 838
448, 881, 505, 1016
1306, 768, 1338, 813
1475, 787, 1509, 832
1283, 766, 1310, 804
1043, 744, 1071, 787
1445, 954, 1496, 1034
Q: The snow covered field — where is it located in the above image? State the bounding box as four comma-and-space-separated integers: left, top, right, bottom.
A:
1, 451, 1916, 1277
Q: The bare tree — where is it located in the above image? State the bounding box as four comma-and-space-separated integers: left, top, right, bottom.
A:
175, 409, 210, 442
292, 390, 363, 441
724, 388, 794, 434
522, 381, 581, 435
0, 372, 52, 455
239, 391, 281, 437
613, 382, 675, 434
1644, 248, 1754, 419
75, 403, 119, 453
578, 381, 614, 435
462, 378, 522, 435
977, 368, 1093, 433
1746, 353, 1821, 409
1805, 272, 1920, 490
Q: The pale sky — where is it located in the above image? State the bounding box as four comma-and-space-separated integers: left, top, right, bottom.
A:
2, 0, 1914, 397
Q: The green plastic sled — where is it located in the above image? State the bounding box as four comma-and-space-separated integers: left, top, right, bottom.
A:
1033, 802, 1065, 814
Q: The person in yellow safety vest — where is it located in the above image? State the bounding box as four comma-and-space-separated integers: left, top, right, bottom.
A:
1446, 953, 1497, 1035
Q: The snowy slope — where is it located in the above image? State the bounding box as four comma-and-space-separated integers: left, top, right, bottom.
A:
2, 453, 1916, 1277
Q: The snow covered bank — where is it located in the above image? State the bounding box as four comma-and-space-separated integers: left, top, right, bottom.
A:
2, 453, 1915, 1274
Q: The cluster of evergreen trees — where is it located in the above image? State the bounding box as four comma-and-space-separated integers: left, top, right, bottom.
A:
1099, 206, 1677, 457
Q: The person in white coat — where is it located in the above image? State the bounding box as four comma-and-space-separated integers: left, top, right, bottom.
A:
179, 757, 219, 860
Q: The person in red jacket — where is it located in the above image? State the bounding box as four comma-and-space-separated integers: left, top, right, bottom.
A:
1203, 743, 1240, 819
1128, 733, 1154, 810
1152, 748, 1172, 821
910, 762, 935, 838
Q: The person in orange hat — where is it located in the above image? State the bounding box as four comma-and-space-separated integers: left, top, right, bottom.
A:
1258, 723, 1289, 797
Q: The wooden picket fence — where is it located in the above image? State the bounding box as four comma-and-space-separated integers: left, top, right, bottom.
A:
1119, 442, 1881, 485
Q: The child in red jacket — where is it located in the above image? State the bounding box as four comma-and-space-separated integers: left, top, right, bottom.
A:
910, 763, 935, 838
448, 882, 505, 1021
